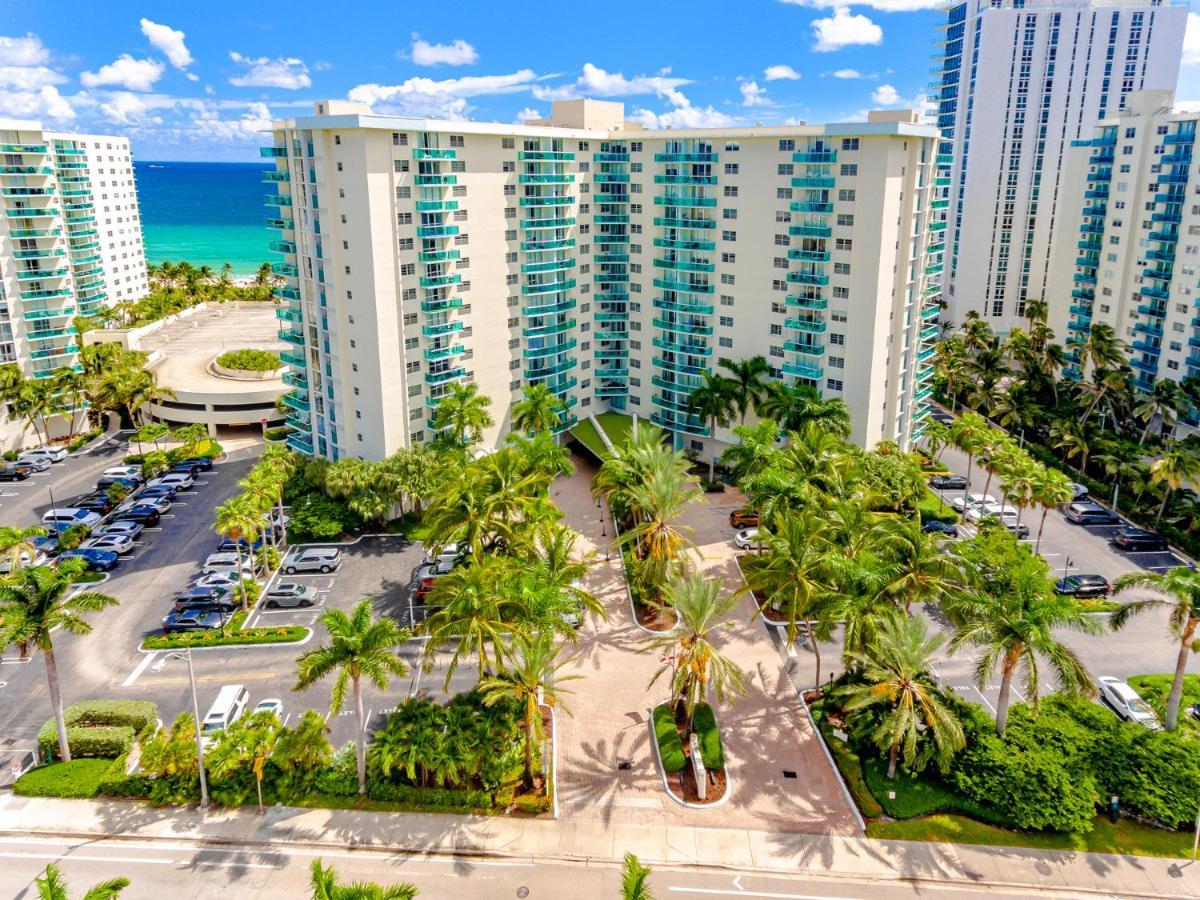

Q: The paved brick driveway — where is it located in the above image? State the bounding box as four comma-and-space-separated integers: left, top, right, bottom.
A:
550, 453, 860, 835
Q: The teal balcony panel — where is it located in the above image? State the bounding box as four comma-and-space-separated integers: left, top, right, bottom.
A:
416, 224, 460, 239
523, 339, 578, 359
788, 249, 831, 263
653, 236, 715, 252
653, 296, 714, 316
791, 176, 836, 189
418, 249, 462, 263
520, 195, 573, 207
413, 148, 457, 159
782, 360, 823, 380
521, 257, 575, 274
421, 297, 464, 314
522, 278, 577, 296
262, 171, 290, 183
522, 297, 577, 317
264, 194, 293, 207
520, 216, 576, 230
524, 318, 576, 338
790, 201, 834, 214
653, 152, 717, 163
270, 240, 296, 254
654, 194, 717, 208
649, 411, 710, 437
420, 273, 463, 288
785, 317, 827, 334
518, 173, 575, 185
523, 357, 578, 379
517, 150, 574, 161
789, 224, 832, 238
653, 336, 712, 356
424, 344, 465, 361
414, 174, 458, 186
792, 150, 836, 164
653, 173, 717, 186
426, 367, 469, 385
653, 277, 713, 294
787, 295, 829, 311
652, 215, 716, 230
653, 257, 715, 273
653, 317, 713, 336
415, 200, 459, 211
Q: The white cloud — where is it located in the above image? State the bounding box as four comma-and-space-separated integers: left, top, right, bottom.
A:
577, 63, 690, 103
763, 64, 801, 81
191, 100, 274, 142
831, 68, 864, 79
780, 0, 939, 10
229, 52, 311, 89
0, 34, 50, 67
0, 65, 65, 89
515, 107, 542, 123
0, 85, 74, 121
531, 83, 581, 102
97, 91, 163, 125
80, 54, 164, 91
348, 70, 538, 118
629, 104, 738, 130
139, 19, 193, 70
872, 83, 901, 106
740, 81, 770, 107
410, 35, 478, 66
812, 7, 883, 52
1184, 13, 1200, 66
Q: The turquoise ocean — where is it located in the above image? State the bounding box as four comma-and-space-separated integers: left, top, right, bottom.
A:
136, 161, 281, 277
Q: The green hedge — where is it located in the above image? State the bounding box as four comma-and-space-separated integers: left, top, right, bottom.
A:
60, 700, 157, 732
693, 702, 725, 770
216, 348, 282, 372
142, 624, 307, 650
264, 426, 292, 442
38, 724, 135, 762
67, 428, 103, 452
815, 715, 884, 819
653, 704, 686, 774
367, 781, 495, 811
14, 758, 121, 798
917, 492, 958, 524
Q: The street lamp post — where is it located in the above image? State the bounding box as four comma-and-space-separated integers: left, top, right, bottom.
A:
171, 648, 209, 809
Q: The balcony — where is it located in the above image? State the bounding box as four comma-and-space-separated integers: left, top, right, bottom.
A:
1142, 268, 1173, 283
282, 391, 310, 413
420, 273, 462, 288
424, 344, 465, 361
421, 297, 464, 313
518, 173, 575, 185
790, 201, 834, 214
654, 194, 717, 208
654, 173, 717, 186
788, 271, 830, 287
524, 357, 578, 379
523, 297, 577, 317
5, 207, 59, 218
653, 296, 713, 316
787, 295, 829, 311
270, 240, 296, 254
415, 200, 459, 212
653, 276, 713, 294
791, 175, 836, 189
653, 257, 715, 273
262, 171, 290, 183
523, 339, 577, 359
416, 224, 460, 239
23, 305, 75, 321
785, 317, 827, 334
788, 249, 831, 263
654, 317, 713, 336
649, 410, 710, 437
594, 173, 631, 184
19, 287, 71, 300
653, 336, 712, 356
520, 194, 573, 207
414, 174, 458, 186
792, 151, 836, 164
593, 152, 629, 162
16, 267, 68, 281
522, 257, 575, 274
423, 321, 464, 338
524, 318, 576, 338
782, 360, 823, 380
280, 349, 307, 368
652, 355, 707, 377
652, 215, 715, 230
654, 236, 715, 252
278, 329, 305, 346
784, 342, 826, 357
272, 262, 298, 278
12, 247, 65, 261
264, 194, 292, 207
521, 216, 575, 230
413, 148, 457, 160
522, 278, 576, 295
789, 224, 832, 238
653, 152, 717, 163
418, 249, 461, 263
265, 217, 294, 230
426, 367, 468, 385
518, 150, 573, 161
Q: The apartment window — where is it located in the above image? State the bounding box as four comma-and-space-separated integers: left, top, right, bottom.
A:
502, 137, 515, 149
769, 323, 782, 336
776, 187, 793, 199
725, 142, 740, 152
630, 142, 642, 153
392, 132, 408, 145
721, 252, 736, 264
334, 135, 341, 145
506, 273, 518, 285
720, 294, 735, 306
503, 184, 516, 195
396, 186, 411, 199
402, 288, 417, 301
833, 286, 849, 299
578, 141, 589, 151
453, 185, 467, 197
774, 211, 791, 223
400, 263, 415, 276
719, 337, 733, 348
840, 164, 857, 176
724, 163, 739, 175
502, 161, 515, 173
505, 251, 518, 263
837, 214, 854, 226
719, 316, 733, 327
630, 162, 643, 173
779, 139, 795, 151
773, 257, 788, 269
826, 378, 844, 391
404, 337, 419, 350
722, 208, 737, 220
833, 262, 850, 276
394, 160, 409, 173
840, 138, 859, 151
772, 279, 788, 292
721, 230, 736, 241
830, 333, 845, 345
777, 164, 794, 176
829, 356, 845, 369
774, 233, 790, 246
407, 383, 422, 397
724, 185, 738, 197
835, 238, 853, 251
397, 212, 413, 225
838, 189, 856, 202
449, 135, 465, 147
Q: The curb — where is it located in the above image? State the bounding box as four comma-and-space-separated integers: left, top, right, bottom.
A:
609, 500, 678, 636
0, 822, 1189, 899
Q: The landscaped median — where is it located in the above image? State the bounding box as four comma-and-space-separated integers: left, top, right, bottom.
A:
141, 607, 309, 651
651, 701, 729, 806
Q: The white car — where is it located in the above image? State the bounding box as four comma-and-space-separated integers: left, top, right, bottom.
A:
117, 495, 170, 515
42, 508, 101, 530
733, 528, 761, 550
0, 550, 47, 574
202, 552, 256, 577
102, 465, 143, 482
194, 571, 241, 591
252, 698, 283, 720
15, 454, 51, 472
82, 534, 134, 554
952, 492, 996, 513
1098, 676, 1161, 730
92, 520, 144, 540
966, 502, 1017, 524
156, 472, 194, 490
21, 445, 67, 464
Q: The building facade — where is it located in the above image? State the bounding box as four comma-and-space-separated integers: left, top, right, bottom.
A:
0, 119, 147, 377
1047, 90, 1200, 396
932, 0, 1185, 335
265, 100, 943, 461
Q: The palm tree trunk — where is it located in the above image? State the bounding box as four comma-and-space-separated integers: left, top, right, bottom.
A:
807, 619, 822, 690
994, 651, 1020, 737
1165, 622, 1197, 731
43, 646, 71, 762
235, 544, 249, 612
1156, 488, 1172, 524
523, 716, 536, 791
886, 742, 898, 779
256, 774, 264, 811
353, 676, 367, 795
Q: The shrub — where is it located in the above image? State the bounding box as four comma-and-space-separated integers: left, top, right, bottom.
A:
264, 426, 292, 442
288, 491, 361, 542
217, 349, 282, 372
366, 781, 495, 811
60, 700, 157, 732
98, 773, 154, 798
38, 724, 134, 761
815, 715, 884, 819
14, 759, 116, 798
653, 704, 686, 774
917, 493, 958, 524
693, 703, 725, 770
56, 524, 91, 550
67, 428, 103, 452
141, 623, 307, 651
700, 479, 725, 493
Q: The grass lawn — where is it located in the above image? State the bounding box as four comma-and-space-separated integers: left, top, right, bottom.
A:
594, 411, 662, 449
1129, 673, 1200, 736
14, 759, 116, 798
868, 814, 1196, 859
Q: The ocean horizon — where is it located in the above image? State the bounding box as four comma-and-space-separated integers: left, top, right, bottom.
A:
136, 160, 282, 277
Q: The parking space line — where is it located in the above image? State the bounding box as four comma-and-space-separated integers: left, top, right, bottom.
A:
122, 651, 157, 687
971, 686, 996, 714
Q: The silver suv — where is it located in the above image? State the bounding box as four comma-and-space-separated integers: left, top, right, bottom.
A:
282, 547, 342, 574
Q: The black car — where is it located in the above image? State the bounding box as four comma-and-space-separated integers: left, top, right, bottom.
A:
217, 537, 268, 554
929, 474, 968, 491
1110, 528, 1169, 553
173, 586, 233, 610
95, 476, 141, 492
75, 493, 115, 514
170, 461, 206, 477
0, 463, 33, 481
1054, 574, 1112, 598
173, 596, 239, 614
112, 505, 160, 526
178, 456, 215, 472
139, 483, 178, 499
923, 520, 958, 537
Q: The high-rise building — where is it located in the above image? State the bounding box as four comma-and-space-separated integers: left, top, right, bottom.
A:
0, 120, 147, 374
265, 100, 943, 461
1047, 90, 1199, 401
932, 0, 1185, 335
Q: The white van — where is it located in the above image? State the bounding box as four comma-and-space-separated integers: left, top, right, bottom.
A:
201, 684, 249, 744
42, 508, 101, 530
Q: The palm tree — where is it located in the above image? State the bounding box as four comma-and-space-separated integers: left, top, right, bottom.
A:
421, 558, 516, 687
1024, 299, 1049, 333
1111, 567, 1200, 731
34, 863, 128, 900
949, 571, 1102, 735
620, 854, 655, 900
875, 518, 967, 614
479, 631, 578, 790
293, 600, 411, 795
213, 497, 258, 610
998, 460, 1039, 533
840, 616, 964, 779
512, 383, 566, 435
719, 355, 770, 425
1029, 467, 1074, 553
687, 372, 736, 482
308, 860, 418, 899
431, 382, 493, 447
719, 419, 780, 484
0, 563, 118, 761
206, 710, 280, 810
1134, 379, 1184, 445
643, 572, 746, 734
758, 381, 852, 438
1148, 445, 1200, 523
948, 411, 990, 497
0, 524, 47, 576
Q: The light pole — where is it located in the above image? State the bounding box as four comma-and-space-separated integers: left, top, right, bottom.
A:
169, 648, 209, 809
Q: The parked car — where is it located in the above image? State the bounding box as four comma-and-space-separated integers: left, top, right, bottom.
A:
56, 548, 119, 572
0, 550, 47, 574
728, 507, 759, 528
74, 493, 115, 515
16, 454, 50, 472
95, 475, 141, 492
217, 537, 268, 555
170, 461, 207, 477
282, 547, 341, 574
1064, 501, 1119, 525
118, 494, 170, 515
1069, 482, 1089, 502
41, 508, 101, 531
930, 409, 954, 425
30, 535, 59, 557
202, 552, 256, 578
111, 505, 160, 526
733, 528, 761, 550
174, 586, 235, 610
262, 583, 318, 608
0, 463, 34, 481
422, 542, 461, 567
1110, 528, 1169, 553
92, 520, 144, 540
200, 685, 248, 745
162, 609, 231, 634
82, 534, 134, 555
193, 571, 241, 591
155, 472, 194, 491
952, 493, 995, 513
138, 485, 178, 503
173, 595, 239, 614
928, 474, 968, 491
966, 501, 1014, 524
1098, 676, 1161, 729
178, 456, 215, 472
20, 445, 67, 464
252, 698, 283, 720
102, 465, 143, 483
1054, 574, 1111, 598
922, 520, 958, 537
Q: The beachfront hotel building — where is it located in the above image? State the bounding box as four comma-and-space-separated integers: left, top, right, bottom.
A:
1046, 90, 1200, 396
931, 0, 1185, 336
0, 119, 147, 376
264, 99, 944, 462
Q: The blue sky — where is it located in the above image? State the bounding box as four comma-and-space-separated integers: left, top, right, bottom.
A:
3, 0, 1200, 161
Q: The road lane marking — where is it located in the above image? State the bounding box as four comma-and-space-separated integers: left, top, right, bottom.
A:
122, 651, 158, 687
137, 671, 280, 686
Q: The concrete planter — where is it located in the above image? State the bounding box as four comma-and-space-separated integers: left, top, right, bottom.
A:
647, 700, 731, 810
211, 355, 285, 381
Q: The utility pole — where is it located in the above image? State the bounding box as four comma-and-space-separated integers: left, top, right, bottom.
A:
176, 648, 209, 809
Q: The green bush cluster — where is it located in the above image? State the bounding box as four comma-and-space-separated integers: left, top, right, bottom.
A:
653, 704, 686, 774
217, 348, 282, 372
14, 758, 123, 798
366, 782, 495, 811
287, 490, 362, 542
813, 710, 884, 819
142, 623, 307, 651
37, 700, 157, 761
916, 493, 958, 524
263, 426, 292, 442
66, 428, 103, 452
693, 703, 725, 770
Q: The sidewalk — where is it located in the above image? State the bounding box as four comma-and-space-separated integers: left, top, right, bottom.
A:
0, 795, 1195, 898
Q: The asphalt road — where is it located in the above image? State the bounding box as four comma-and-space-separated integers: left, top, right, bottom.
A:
0, 834, 1077, 899
0, 431, 131, 527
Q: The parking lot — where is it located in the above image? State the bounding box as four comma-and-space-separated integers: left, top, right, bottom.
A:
0, 432, 130, 527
